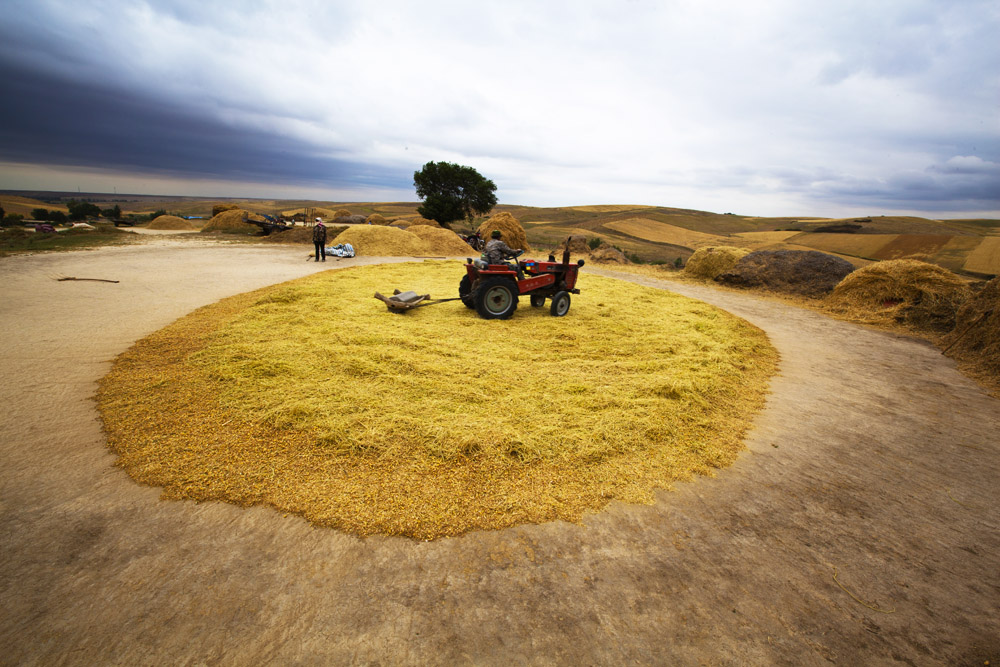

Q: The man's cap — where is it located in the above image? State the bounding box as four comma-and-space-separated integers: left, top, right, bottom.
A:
491, 230, 502, 238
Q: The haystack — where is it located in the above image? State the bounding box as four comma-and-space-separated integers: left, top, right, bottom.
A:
554, 234, 591, 256
827, 259, 970, 331
147, 215, 197, 230
366, 214, 387, 225
716, 250, 855, 298
212, 204, 239, 217
201, 209, 264, 234
941, 276, 1000, 389
406, 217, 441, 228
263, 226, 346, 244
590, 244, 630, 264
334, 225, 432, 256
477, 212, 530, 251
406, 225, 474, 255
684, 246, 750, 279
333, 208, 352, 218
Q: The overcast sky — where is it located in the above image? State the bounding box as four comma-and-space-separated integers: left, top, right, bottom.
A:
1, 0, 997, 217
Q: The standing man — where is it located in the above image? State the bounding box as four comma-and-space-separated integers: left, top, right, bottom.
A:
313, 221, 327, 262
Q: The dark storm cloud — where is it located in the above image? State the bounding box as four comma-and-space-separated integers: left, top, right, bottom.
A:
0, 48, 407, 190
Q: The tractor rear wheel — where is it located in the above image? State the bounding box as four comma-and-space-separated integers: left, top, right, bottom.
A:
530, 294, 546, 308
475, 277, 519, 319
459, 275, 475, 309
550, 291, 571, 316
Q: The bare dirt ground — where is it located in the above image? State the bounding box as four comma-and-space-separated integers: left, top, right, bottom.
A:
1, 241, 998, 665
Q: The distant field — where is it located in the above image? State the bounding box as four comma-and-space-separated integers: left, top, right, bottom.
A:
571, 205, 656, 213
933, 236, 985, 272
791, 233, 898, 258
871, 235, 953, 261
735, 231, 803, 243
963, 236, 1000, 275
1, 195, 68, 216
604, 218, 725, 248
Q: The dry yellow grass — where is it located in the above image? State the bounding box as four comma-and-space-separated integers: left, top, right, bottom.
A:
605, 218, 725, 248
97, 262, 776, 539
366, 214, 387, 226
963, 236, 1000, 275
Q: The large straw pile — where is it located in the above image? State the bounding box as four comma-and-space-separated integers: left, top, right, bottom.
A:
98, 261, 776, 539
684, 246, 750, 279
405, 225, 475, 255
941, 276, 999, 392
201, 209, 264, 234
406, 217, 441, 228
333, 225, 431, 256
333, 208, 352, 218
366, 214, 387, 225
147, 215, 196, 230
590, 244, 630, 264
477, 212, 531, 251
554, 234, 591, 256
716, 249, 855, 298
826, 259, 971, 331
263, 226, 346, 244
212, 204, 239, 217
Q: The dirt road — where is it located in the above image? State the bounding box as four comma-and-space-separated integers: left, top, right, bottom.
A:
1, 242, 998, 664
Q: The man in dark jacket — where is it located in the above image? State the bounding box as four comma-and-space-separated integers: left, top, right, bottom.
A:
483, 229, 523, 278
313, 222, 327, 262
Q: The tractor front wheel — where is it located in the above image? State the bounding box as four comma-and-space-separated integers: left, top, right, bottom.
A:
550, 291, 571, 316
459, 275, 475, 309
475, 277, 519, 319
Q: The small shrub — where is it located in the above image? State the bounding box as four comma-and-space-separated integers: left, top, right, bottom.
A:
588, 237, 601, 250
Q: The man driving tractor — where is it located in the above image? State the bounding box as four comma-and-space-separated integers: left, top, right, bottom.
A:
483, 229, 524, 279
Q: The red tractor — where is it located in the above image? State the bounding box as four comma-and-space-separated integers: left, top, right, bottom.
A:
460, 247, 585, 319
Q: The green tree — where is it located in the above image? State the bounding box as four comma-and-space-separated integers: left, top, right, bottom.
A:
413, 161, 497, 227
67, 200, 101, 221
49, 211, 68, 224
31, 208, 50, 221
101, 204, 122, 219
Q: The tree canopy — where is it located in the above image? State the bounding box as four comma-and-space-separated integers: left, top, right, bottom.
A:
413, 161, 497, 226
67, 200, 101, 221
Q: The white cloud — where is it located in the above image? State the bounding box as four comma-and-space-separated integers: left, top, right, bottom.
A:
0, 0, 997, 216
